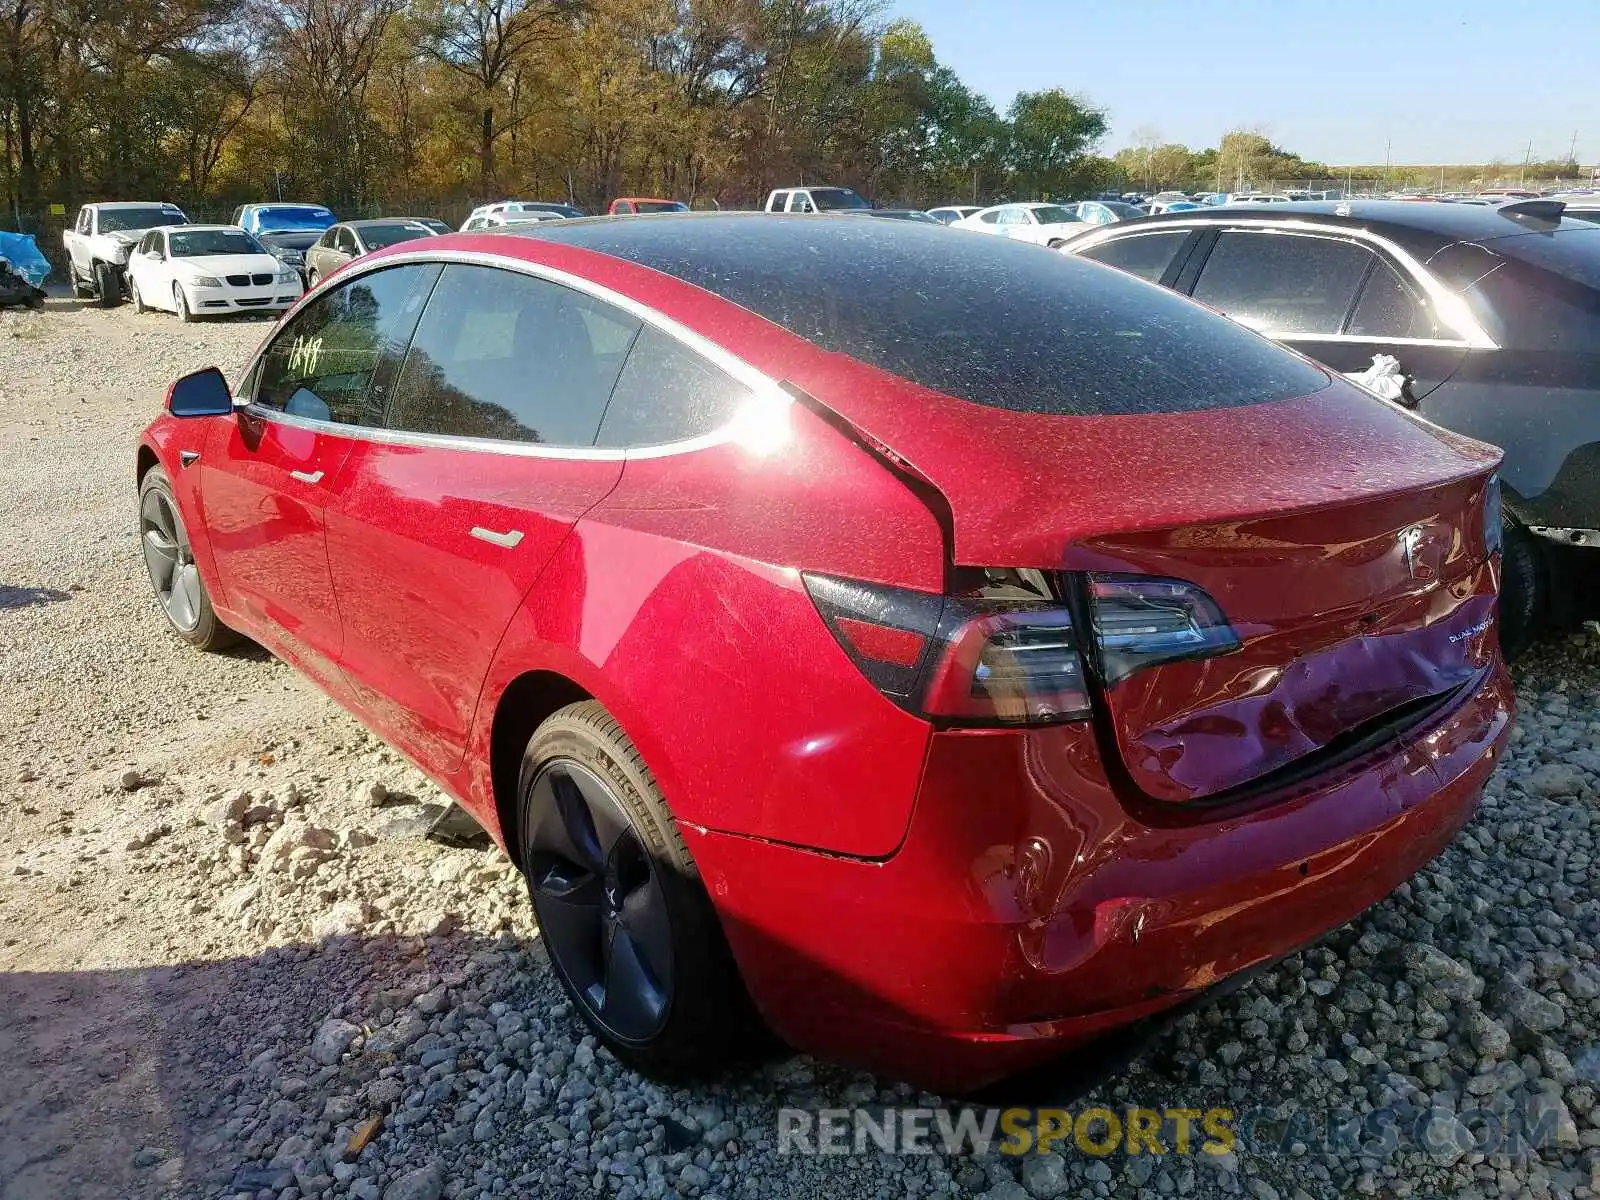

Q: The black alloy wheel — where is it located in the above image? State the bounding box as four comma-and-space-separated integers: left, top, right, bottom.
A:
522, 758, 674, 1044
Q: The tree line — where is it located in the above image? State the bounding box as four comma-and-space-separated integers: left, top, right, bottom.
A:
6, 2, 1579, 228
0, 0, 1120, 222
1112, 129, 1587, 195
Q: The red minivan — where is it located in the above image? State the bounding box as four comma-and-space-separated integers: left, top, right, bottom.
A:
137, 215, 1512, 1092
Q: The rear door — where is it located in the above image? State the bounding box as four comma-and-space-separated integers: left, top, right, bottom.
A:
326, 262, 640, 777
1184, 227, 1468, 401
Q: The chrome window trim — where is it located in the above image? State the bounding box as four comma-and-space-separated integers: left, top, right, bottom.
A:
1066, 217, 1500, 350
234, 246, 782, 461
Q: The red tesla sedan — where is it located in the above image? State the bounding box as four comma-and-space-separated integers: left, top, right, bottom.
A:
137, 214, 1513, 1093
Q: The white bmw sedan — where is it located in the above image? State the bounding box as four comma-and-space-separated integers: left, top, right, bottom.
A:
953, 202, 1088, 248
127, 225, 303, 321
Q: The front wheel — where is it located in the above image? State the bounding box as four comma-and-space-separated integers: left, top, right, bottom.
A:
516, 701, 764, 1078
138, 467, 238, 650
306, 269, 321, 290
1498, 517, 1545, 661
93, 261, 120, 308
173, 284, 196, 324
130, 275, 147, 314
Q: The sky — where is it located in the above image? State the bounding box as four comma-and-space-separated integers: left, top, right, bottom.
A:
892, 0, 1600, 166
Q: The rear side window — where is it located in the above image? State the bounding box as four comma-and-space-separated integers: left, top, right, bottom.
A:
1078, 230, 1192, 283
1191, 231, 1374, 334
1347, 262, 1440, 339
255, 263, 440, 425
385, 264, 641, 446
597, 326, 752, 447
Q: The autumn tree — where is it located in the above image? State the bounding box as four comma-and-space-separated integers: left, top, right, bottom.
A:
422, 0, 583, 192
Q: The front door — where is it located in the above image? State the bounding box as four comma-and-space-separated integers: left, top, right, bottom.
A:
201, 261, 441, 695
326, 261, 640, 777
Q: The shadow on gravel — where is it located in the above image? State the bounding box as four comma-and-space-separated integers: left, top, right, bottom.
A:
0, 584, 72, 610
0, 931, 538, 1200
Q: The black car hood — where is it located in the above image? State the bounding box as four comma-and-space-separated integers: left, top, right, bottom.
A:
256, 230, 322, 251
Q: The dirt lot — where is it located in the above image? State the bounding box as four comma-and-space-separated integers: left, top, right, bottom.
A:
2, 298, 1599, 1200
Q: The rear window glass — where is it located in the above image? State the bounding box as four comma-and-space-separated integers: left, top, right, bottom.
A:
521, 218, 1329, 416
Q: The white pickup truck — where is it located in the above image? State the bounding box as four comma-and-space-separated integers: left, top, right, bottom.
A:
63, 201, 190, 307
763, 186, 871, 213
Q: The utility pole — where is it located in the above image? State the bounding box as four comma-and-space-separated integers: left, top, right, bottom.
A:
1521, 139, 1533, 185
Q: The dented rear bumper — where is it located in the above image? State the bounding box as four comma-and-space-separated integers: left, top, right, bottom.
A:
685, 659, 1512, 1093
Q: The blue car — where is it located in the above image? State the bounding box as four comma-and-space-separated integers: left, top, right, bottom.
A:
230, 203, 337, 276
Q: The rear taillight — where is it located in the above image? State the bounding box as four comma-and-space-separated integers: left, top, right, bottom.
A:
921, 606, 1090, 724
1089, 575, 1241, 683
804, 569, 1238, 727
1482, 472, 1503, 556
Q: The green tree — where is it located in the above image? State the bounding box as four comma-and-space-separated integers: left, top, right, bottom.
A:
1006, 88, 1106, 198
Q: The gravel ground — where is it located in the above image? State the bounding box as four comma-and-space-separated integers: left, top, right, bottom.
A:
3, 298, 1600, 1200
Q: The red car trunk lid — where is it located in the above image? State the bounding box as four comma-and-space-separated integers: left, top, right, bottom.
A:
790, 374, 1502, 802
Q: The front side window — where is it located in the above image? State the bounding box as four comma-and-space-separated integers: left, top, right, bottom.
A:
385, 264, 642, 446
255, 263, 441, 425
1078, 230, 1194, 283
1191, 231, 1375, 335
597, 326, 752, 448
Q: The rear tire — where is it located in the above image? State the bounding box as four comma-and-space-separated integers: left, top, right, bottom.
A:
138, 467, 238, 651
516, 701, 764, 1078
1498, 517, 1545, 661
93, 261, 120, 308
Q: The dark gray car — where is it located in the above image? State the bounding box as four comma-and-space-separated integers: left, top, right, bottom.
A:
1064, 199, 1600, 655
304, 220, 439, 287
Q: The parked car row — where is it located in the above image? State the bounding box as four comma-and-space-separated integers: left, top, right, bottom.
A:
83, 185, 1598, 662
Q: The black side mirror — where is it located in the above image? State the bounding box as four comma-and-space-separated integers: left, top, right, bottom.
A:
166, 367, 234, 418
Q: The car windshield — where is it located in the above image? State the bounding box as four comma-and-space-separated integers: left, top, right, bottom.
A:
808, 188, 870, 211
256, 206, 335, 232
510, 203, 583, 218
168, 229, 261, 257
1030, 205, 1080, 224
100, 208, 185, 233
631, 201, 688, 213
359, 224, 434, 249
